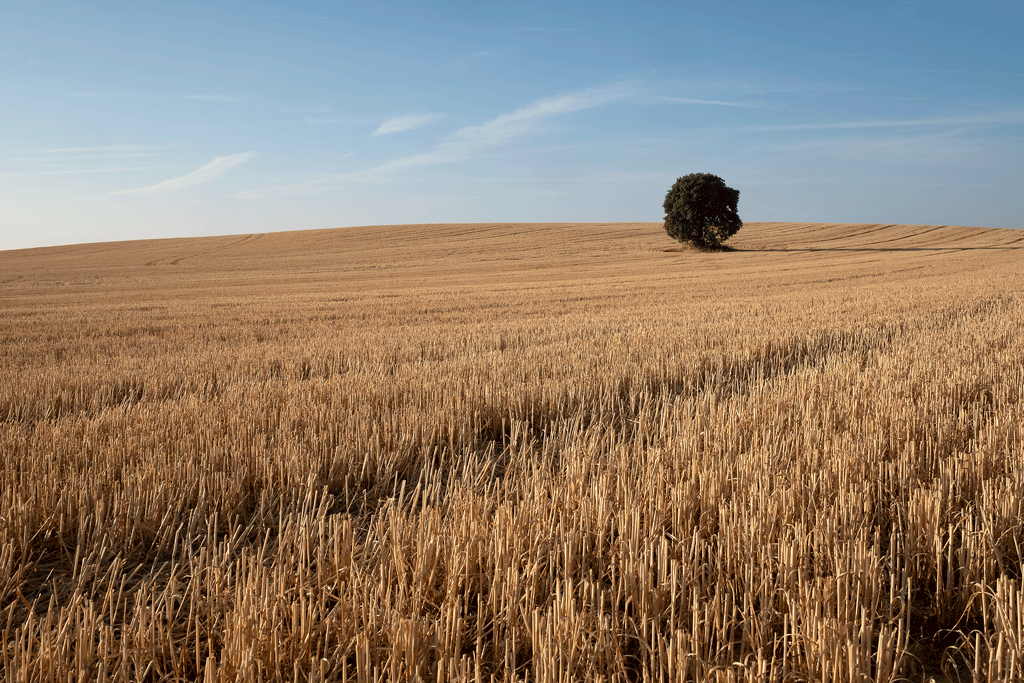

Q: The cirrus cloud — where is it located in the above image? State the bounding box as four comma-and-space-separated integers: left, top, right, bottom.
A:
112, 152, 256, 195
373, 113, 444, 136
232, 83, 633, 199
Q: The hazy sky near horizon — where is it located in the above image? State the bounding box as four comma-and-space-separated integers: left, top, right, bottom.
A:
2, 0, 1022, 250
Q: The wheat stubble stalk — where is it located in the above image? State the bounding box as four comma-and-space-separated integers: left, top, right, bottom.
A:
0, 222, 1022, 681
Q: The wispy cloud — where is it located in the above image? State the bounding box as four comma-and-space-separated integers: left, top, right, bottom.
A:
185, 94, 242, 103
368, 84, 627, 168
69, 91, 248, 103
263, 103, 332, 115
415, 83, 629, 155
710, 79, 860, 94
460, 25, 576, 33
454, 50, 499, 70
232, 176, 335, 199
234, 83, 632, 199
373, 113, 444, 136
752, 128, 986, 165
891, 66, 1024, 78
112, 152, 256, 195
304, 116, 367, 125
2, 144, 163, 155
1, 166, 181, 178
0, 199, 77, 207
655, 96, 767, 109
738, 111, 1024, 132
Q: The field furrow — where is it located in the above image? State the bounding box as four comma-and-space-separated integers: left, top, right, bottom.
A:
1, 221, 1022, 682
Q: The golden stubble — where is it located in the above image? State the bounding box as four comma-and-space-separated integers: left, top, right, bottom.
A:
1, 221, 1022, 681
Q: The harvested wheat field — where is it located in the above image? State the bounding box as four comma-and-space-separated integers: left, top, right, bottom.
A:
1, 220, 1023, 682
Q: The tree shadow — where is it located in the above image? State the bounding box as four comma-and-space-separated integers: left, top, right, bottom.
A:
733, 245, 1024, 253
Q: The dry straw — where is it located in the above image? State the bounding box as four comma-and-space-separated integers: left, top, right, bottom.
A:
1, 221, 1022, 681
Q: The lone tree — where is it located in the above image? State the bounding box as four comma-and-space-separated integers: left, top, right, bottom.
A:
663, 173, 742, 249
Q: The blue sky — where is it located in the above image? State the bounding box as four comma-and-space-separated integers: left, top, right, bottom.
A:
2, 0, 1022, 250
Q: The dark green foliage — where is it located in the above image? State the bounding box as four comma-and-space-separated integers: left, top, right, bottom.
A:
663, 173, 742, 249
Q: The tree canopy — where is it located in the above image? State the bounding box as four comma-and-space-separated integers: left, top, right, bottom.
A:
663, 173, 742, 249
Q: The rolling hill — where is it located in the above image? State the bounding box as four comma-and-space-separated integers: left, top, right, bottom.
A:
1, 221, 1022, 683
